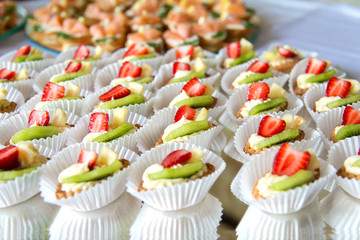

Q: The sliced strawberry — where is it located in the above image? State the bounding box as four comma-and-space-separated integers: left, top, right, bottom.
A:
118, 61, 142, 78
41, 82, 65, 101
358, 148, 360, 155
325, 77, 351, 98
28, 109, 50, 127
98, 85, 131, 102
272, 143, 310, 176
276, 46, 297, 58
65, 62, 82, 73
176, 45, 194, 60
247, 61, 270, 73
305, 57, 327, 75
174, 105, 197, 122
78, 149, 98, 170
0, 68, 16, 80
123, 43, 148, 58
0, 145, 20, 171
342, 106, 360, 125
227, 41, 241, 59
73, 44, 90, 60
247, 82, 270, 101
161, 149, 192, 168
173, 62, 191, 75
258, 116, 286, 138
88, 112, 108, 133
182, 77, 207, 97
12, 45, 31, 61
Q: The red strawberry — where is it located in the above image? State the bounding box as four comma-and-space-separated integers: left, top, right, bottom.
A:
41, 82, 65, 101
12, 45, 31, 61
276, 46, 297, 58
161, 149, 192, 168
65, 62, 82, 73
227, 41, 241, 59
358, 148, 360, 155
73, 44, 90, 60
118, 61, 142, 78
272, 143, 310, 176
123, 43, 148, 58
0, 145, 20, 171
174, 105, 197, 122
0, 68, 16, 80
325, 77, 351, 98
28, 109, 50, 127
99, 85, 131, 102
78, 149, 98, 170
88, 112, 108, 133
182, 77, 207, 97
247, 61, 270, 73
176, 45, 194, 59
305, 57, 327, 75
247, 82, 270, 101
258, 116, 286, 138
173, 62, 191, 75
342, 106, 360, 125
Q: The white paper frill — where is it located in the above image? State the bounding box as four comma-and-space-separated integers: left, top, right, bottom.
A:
111, 47, 163, 69
162, 47, 217, 67
0, 85, 25, 122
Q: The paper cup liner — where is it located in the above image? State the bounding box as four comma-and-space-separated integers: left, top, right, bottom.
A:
81, 85, 154, 117
67, 110, 148, 153
136, 107, 224, 153
0, 144, 55, 208
162, 47, 217, 67
49, 193, 141, 240
0, 109, 79, 151
231, 146, 336, 214
127, 142, 226, 211
210, 131, 227, 155
33, 62, 97, 93
0, 85, 25, 122
224, 136, 244, 162
130, 194, 222, 240
111, 47, 163, 68
40, 142, 139, 211
215, 47, 257, 74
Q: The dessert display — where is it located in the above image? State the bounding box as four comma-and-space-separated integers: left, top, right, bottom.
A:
64, 44, 104, 63
221, 38, 255, 69
167, 58, 207, 84
48, 61, 92, 85
0, 88, 17, 114
263, 45, 303, 74
110, 61, 154, 86
119, 43, 157, 62
330, 106, 360, 143
10, 45, 43, 63
0, 1, 18, 35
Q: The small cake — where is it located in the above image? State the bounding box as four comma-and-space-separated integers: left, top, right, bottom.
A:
337, 148, 360, 180
263, 45, 303, 74
49, 61, 92, 85
11, 45, 44, 63
68, 44, 104, 63
193, 18, 226, 52
0, 67, 30, 83
330, 106, 360, 143
120, 43, 157, 62
126, 28, 163, 53
0, 88, 17, 114
222, 38, 255, 69
167, 57, 207, 85
252, 143, 320, 200
163, 23, 199, 49
110, 61, 154, 86
174, 45, 206, 63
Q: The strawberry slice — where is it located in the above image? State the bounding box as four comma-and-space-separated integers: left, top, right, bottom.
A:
173, 62, 191, 75
305, 57, 327, 75
98, 85, 131, 102
118, 61, 142, 78
73, 44, 90, 60
182, 77, 207, 97
258, 116, 286, 138
176, 45, 194, 59
272, 143, 310, 176
247, 61, 270, 73
65, 62, 82, 73
0, 145, 20, 171
276, 46, 297, 58
247, 82, 270, 101
12, 45, 31, 61
88, 112, 108, 133
0, 68, 16, 80
28, 109, 50, 127
78, 149, 98, 170
358, 148, 360, 155
325, 77, 351, 98
161, 149, 192, 168
342, 106, 360, 125
174, 105, 197, 122
41, 82, 65, 101
227, 41, 241, 59
123, 43, 149, 58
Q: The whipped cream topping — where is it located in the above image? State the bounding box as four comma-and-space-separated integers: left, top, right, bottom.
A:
168, 90, 189, 107
344, 155, 360, 175
58, 163, 99, 192
111, 76, 136, 85
296, 73, 316, 89
223, 58, 235, 69
333, 125, 343, 136
315, 96, 341, 113
256, 171, 288, 198
232, 71, 255, 89
122, 46, 155, 62
248, 134, 266, 150
240, 99, 281, 117
172, 70, 192, 79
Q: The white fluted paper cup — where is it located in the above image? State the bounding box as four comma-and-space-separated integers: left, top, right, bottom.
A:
231, 146, 336, 214
224, 136, 243, 162
136, 107, 224, 153
0, 144, 55, 208
126, 142, 226, 211
130, 194, 221, 240
40, 142, 139, 211
162, 47, 217, 67
215, 47, 257, 74
0, 85, 25, 122
0, 109, 79, 151
111, 47, 163, 68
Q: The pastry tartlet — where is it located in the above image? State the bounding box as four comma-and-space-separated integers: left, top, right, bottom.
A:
0, 88, 17, 114
110, 61, 154, 86
167, 57, 208, 85
330, 106, 360, 143
221, 38, 255, 69
120, 43, 157, 62
263, 45, 303, 74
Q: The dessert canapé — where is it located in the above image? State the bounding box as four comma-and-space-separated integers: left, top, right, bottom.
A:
263, 45, 303, 74
330, 106, 360, 143
168, 57, 207, 84
0, 88, 17, 114
222, 38, 255, 69
121, 43, 156, 62
11, 45, 44, 63
110, 61, 153, 86
337, 147, 360, 180
0, 67, 29, 83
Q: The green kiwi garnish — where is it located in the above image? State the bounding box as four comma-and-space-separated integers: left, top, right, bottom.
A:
271, 170, 313, 191
248, 96, 287, 116
164, 120, 209, 142
173, 95, 214, 108
170, 71, 206, 84
51, 72, 88, 83
256, 129, 299, 149
0, 167, 38, 181
91, 123, 134, 142
326, 95, 360, 109
148, 161, 204, 180
11, 126, 61, 143
237, 72, 274, 85
99, 94, 145, 109
230, 51, 256, 67
334, 124, 360, 142
127, 53, 156, 61
305, 69, 336, 83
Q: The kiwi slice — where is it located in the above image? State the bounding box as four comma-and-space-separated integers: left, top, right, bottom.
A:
352, 159, 360, 167
25, 54, 43, 62
11, 126, 61, 144
238, 71, 274, 84
305, 69, 336, 83
164, 120, 209, 142
13, 55, 27, 63
61, 160, 122, 183
334, 124, 360, 142
248, 96, 287, 116
173, 95, 214, 108
256, 129, 299, 149
136, 76, 153, 84
91, 123, 134, 142
169, 71, 206, 84
99, 94, 145, 109
326, 94, 360, 109
0, 101, 3, 111
0, 167, 38, 181
148, 160, 204, 180
51, 72, 88, 83
56, 96, 82, 101
271, 170, 314, 191
230, 50, 256, 67
127, 53, 156, 61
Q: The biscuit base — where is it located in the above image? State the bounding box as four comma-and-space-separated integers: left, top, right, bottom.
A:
293, 82, 309, 96
0, 100, 16, 114
272, 58, 301, 74
236, 101, 288, 119
337, 166, 360, 180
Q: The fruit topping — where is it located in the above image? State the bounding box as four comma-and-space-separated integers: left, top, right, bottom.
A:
247, 61, 270, 73
342, 106, 360, 125
182, 77, 207, 97
174, 105, 196, 122
78, 149, 97, 170
0, 145, 20, 171
258, 116, 286, 138
282, 114, 306, 130
325, 77, 351, 98
88, 112, 108, 133
227, 41, 241, 59
248, 97, 287, 116
247, 82, 270, 101
123, 43, 148, 58
12, 45, 31, 61
74, 44, 90, 60
11, 126, 61, 144
0, 68, 16, 80
176, 45, 194, 59
65, 62, 82, 73
305, 57, 327, 75
91, 123, 134, 143
99, 85, 131, 102
173, 95, 214, 108
165, 120, 209, 142
97, 145, 118, 166
173, 62, 191, 75
276, 46, 297, 58
268, 83, 286, 99
271, 169, 313, 191
41, 82, 65, 101
99, 94, 145, 109
149, 160, 204, 180
161, 149, 192, 168
118, 61, 142, 78
28, 110, 50, 127
256, 129, 299, 149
